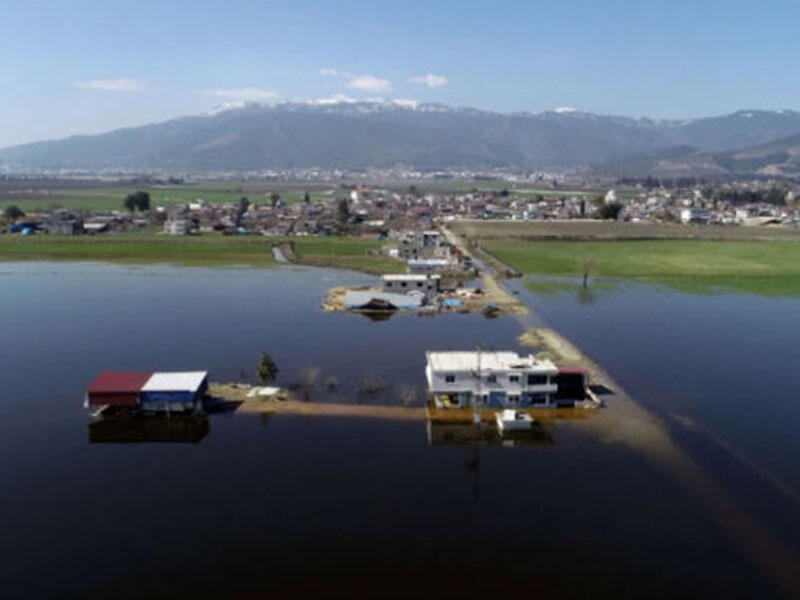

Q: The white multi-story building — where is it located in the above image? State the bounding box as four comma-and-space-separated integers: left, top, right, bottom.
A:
425, 351, 561, 408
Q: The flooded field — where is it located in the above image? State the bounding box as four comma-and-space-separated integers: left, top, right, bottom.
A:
1, 263, 798, 598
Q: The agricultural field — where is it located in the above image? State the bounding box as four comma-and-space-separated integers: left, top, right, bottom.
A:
0, 232, 398, 273
0, 181, 337, 212
403, 178, 599, 198
450, 219, 800, 241
460, 220, 800, 295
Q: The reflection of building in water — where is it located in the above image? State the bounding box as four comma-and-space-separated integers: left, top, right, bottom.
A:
426, 420, 553, 447
88, 414, 210, 444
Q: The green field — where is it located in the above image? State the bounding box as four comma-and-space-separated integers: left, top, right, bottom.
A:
483, 239, 800, 295
0, 179, 602, 212
0, 232, 398, 273
0, 184, 334, 212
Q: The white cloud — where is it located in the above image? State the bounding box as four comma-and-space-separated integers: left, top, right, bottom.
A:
204, 87, 279, 102
410, 74, 448, 88
347, 75, 392, 92
75, 78, 144, 92
320, 68, 392, 93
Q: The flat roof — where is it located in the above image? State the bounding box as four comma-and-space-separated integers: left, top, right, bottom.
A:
382, 273, 440, 281
87, 372, 153, 394
141, 371, 208, 392
426, 351, 557, 373
408, 258, 450, 264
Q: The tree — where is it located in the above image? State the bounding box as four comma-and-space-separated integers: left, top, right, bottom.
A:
581, 258, 594, 288
337, 198, 350, 224
123, 191, 151, 213
325, 376, 339, 393
256, 351, 278, 384
599, 202, 623, 220
236, 196, 250, 227
397, 384, 418, 408
270, 193, 281, 209
303, 191, 311, 204
4, 205, 25, 221
295, 366, 321, 401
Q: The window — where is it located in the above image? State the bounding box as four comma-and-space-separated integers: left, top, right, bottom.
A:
487, 374, 497, 383
530, 393, 548, 404
528, 374, 548, 385
445, 374, 455, 383
509, 375, 519, 383
509, 395, 519, 403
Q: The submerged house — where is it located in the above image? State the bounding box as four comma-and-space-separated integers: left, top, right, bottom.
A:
381, 274, 441, 299
85, 371, 209, 413
425, 351, 586, 409
344, 289, 425, 311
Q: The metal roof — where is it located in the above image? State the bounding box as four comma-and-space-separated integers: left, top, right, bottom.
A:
86, 372, 153, 393
141, 371, 208, 392
344, 290, 424, 309
426, 351, 557, 373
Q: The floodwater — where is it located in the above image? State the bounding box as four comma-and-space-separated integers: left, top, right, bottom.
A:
0, 263, 797, 598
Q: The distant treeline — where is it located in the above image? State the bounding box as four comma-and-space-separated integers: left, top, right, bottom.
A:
712, 186, 790, 206
616, 176, 793, 205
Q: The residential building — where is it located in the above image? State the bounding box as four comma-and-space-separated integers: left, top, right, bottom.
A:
381, 273, 441, 299
425, 351, 560, 408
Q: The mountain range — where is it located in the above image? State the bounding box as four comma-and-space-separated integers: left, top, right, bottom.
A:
2, 101, 800, 177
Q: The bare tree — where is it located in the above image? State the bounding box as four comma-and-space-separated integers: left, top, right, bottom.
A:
396, 384, 418, 408
325, 376, 339, 394
357, 375, 386, 399
296, 366, 321, 401
581, 258, 594, 288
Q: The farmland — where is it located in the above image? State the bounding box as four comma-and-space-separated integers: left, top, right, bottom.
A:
0, 232, 398, 273
0, 181, 337, 212
453, 220, 800, 295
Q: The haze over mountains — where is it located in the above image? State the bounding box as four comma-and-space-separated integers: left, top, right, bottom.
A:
2, 101, 800, 177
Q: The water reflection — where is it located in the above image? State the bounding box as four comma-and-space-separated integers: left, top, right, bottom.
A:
426, 420, 554, 447
354, 310, 396, 322
575, 284, 598, 305
88, 414, 210, 444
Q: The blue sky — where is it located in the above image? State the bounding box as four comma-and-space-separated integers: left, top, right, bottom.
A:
2, 0, 800, 147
